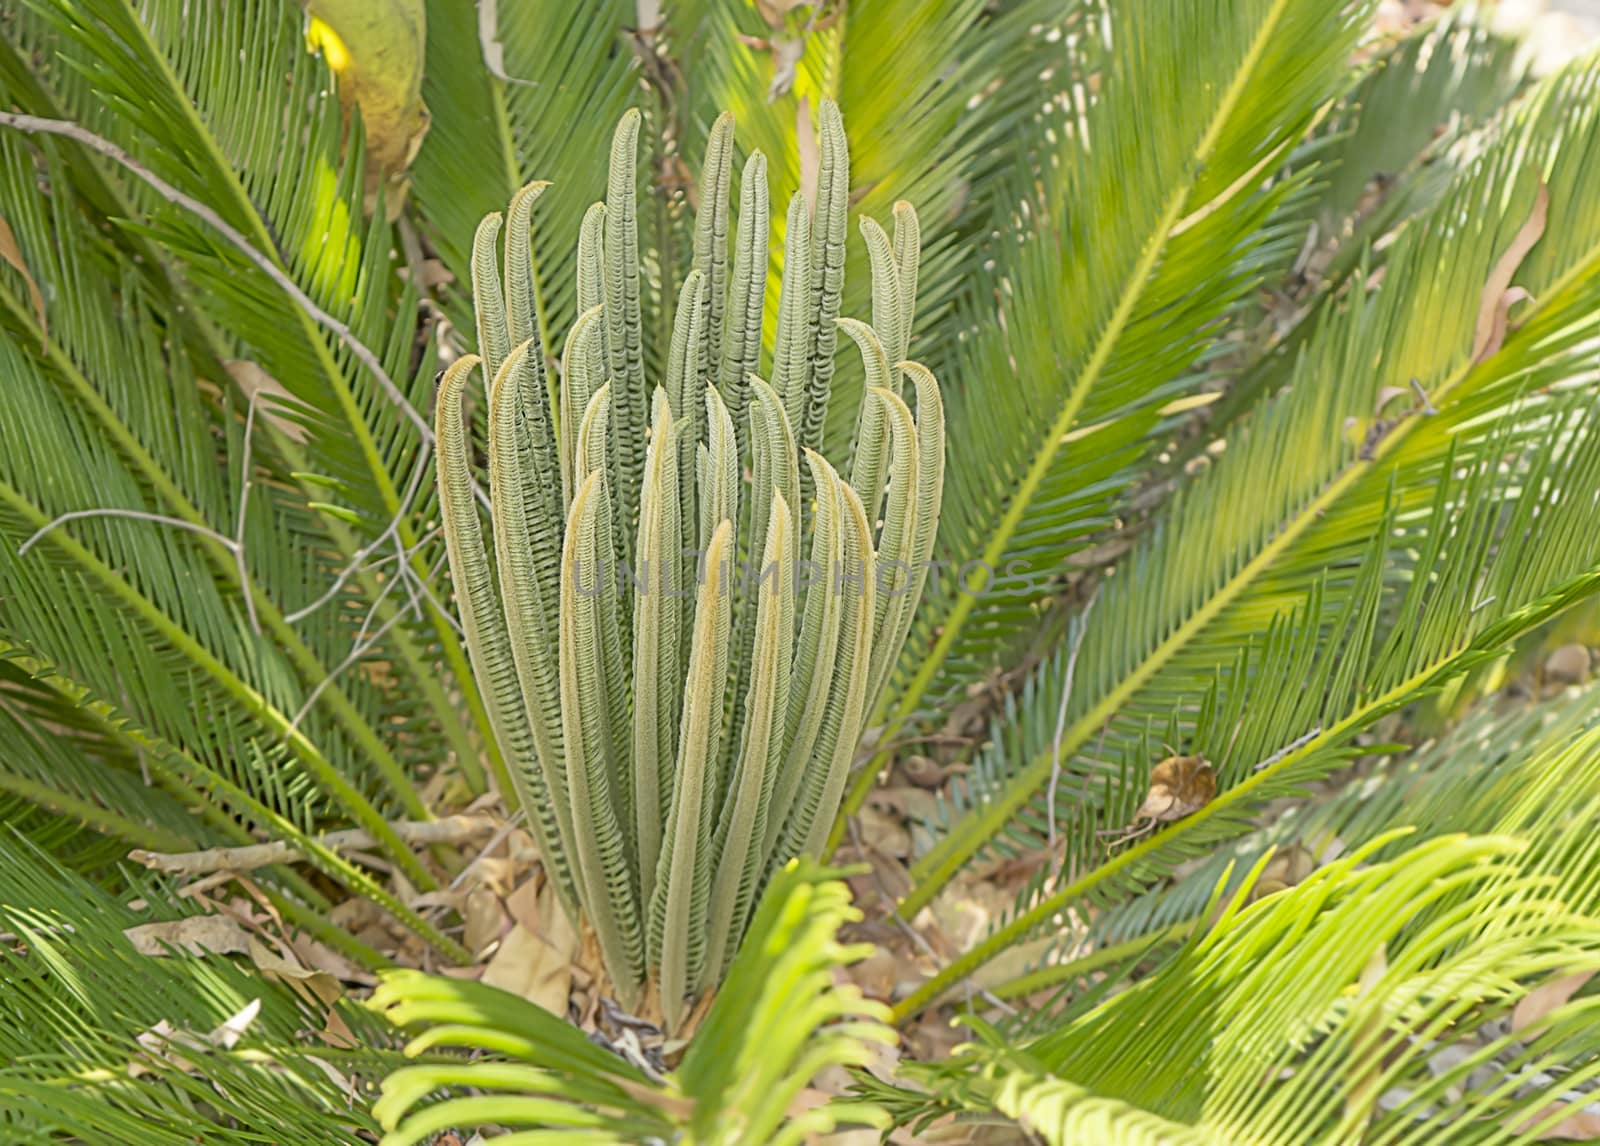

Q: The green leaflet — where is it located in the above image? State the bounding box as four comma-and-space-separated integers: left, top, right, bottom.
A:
442, 108, 943, 1028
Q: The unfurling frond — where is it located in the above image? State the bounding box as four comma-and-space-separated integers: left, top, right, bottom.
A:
436, 104, 945, 1026
371, 862, 893, 1145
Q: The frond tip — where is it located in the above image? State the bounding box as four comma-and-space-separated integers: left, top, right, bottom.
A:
435, 104, 946, 1027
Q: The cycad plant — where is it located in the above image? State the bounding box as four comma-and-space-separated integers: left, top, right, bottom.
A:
6, 0, 1600, 1142
435, 106, 943, 1025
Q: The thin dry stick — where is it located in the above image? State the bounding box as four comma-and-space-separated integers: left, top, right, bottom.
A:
286, 528, 450, 735
1047, 591, 1098, 849
19, 510, 233, 557
129, 815, 499, 876
285, 442, 433, 624
0, 111, 435, 447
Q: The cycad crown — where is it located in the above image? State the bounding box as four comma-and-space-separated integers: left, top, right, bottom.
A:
435, 103, 945, 1028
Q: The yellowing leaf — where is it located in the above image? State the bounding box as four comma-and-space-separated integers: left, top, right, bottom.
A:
0, 215, 47, 343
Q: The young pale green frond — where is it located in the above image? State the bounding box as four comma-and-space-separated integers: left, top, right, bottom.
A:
438, 354, 576, 914
371, 863, 892, 1146
900, 53, 1600, 926
893, 826, 1600, 1144
441, 109, 946, 1024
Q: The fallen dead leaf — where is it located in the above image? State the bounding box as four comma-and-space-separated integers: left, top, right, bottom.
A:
1513, 970, 1595, 1035
1544, 644, 1593, 686
248, 938, 356, 1048
0, 215, 46, 343
1472, 181, 1548, 363
1475, 285, 1533, 364
1517, 1099, 1600, 1141
464, 887, 509, 958
124, 916, 251, 959
753, 0, 811, 27
858, 803, 912, 860
482, 875, 579, 1016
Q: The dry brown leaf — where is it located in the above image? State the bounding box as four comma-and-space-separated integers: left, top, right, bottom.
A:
1472, 181, 1548, 363
1517, 1099, 1600, 1141
1476, 285, 1534, 364
248, 938, 356, 1047
1513, 970, 1596, 1034
753, 0, 811, 27
858, 804, 912, 860
1544, 644, 1593, 686
124, 916, 251, 959
1134, 755, 1216, 823
223, 360, 309, 444
289, 941, 373, 991
482, 876, 578, 1016
464, 887, 509, 958
0, 216, 46, 343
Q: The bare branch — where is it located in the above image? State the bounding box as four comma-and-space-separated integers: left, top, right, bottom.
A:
18, 509, 238, 558
129, 814, 500, 876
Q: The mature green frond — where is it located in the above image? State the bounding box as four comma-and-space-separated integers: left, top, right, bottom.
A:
0, 835, 393, 1144
898, 54, 1600, 930
0, 0, 501, 820
1201, 9, 1527, 433
878, 0, 1375, 729
372, 862, 893, 1146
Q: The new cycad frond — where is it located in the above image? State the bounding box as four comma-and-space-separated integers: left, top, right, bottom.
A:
436, 105, 945, 1027
371, 862, 894, 1146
